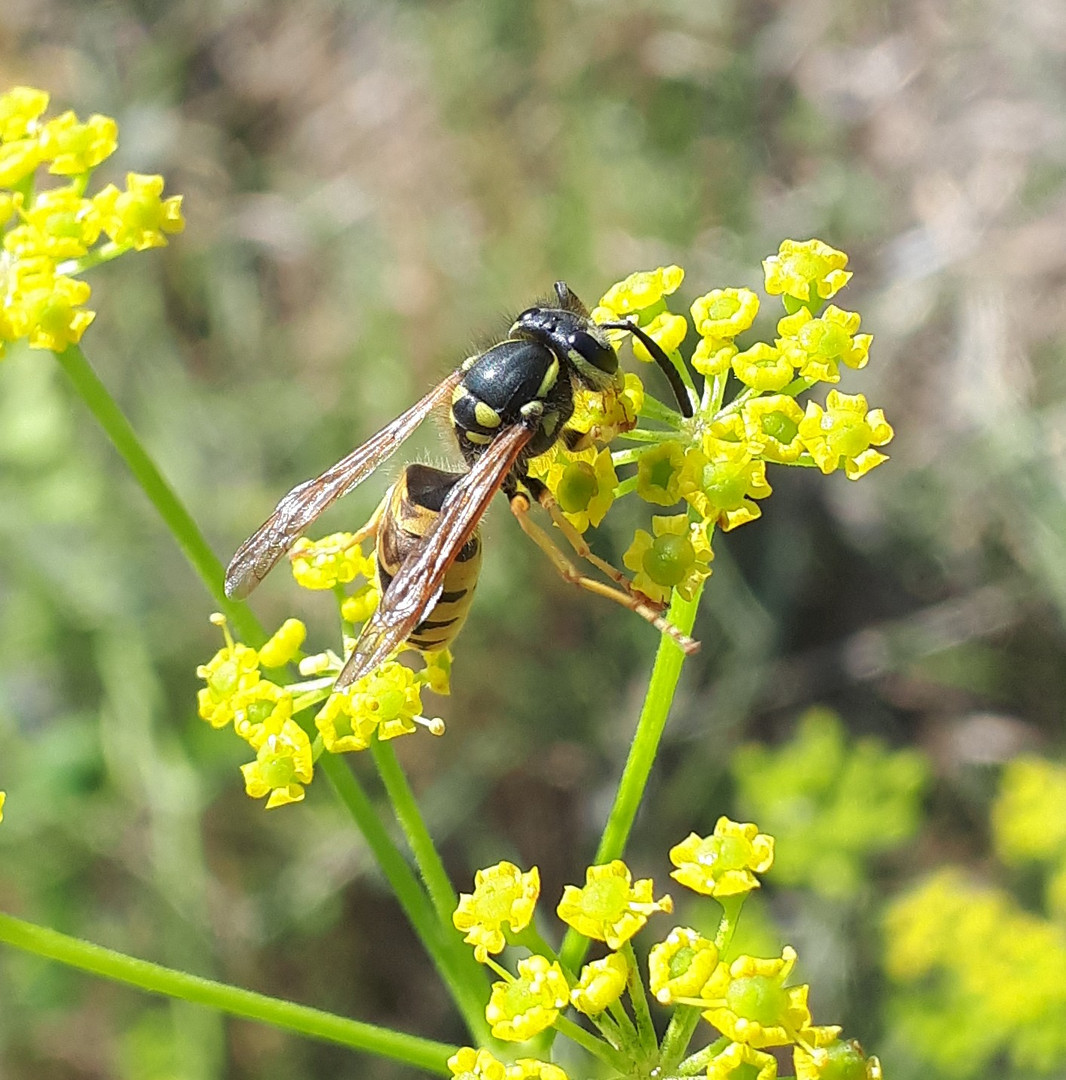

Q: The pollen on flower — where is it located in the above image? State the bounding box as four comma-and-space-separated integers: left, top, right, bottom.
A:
669, 818, 775, 897
485, 954, 570, 1041
453, 861, 541, 962
556, 860, 672, 950
570, 952, 628, 1015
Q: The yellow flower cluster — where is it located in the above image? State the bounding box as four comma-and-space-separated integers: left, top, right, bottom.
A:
0, 85, 184, 359
524, 241, 893, 609
450, 822, 878, 1079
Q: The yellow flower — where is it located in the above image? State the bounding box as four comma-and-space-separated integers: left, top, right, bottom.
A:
240, 712, 314, 809
231, 679, 293, 742
485, 954, 570, 1041
690, 288, 760, 340
314, 661, 424, 751
731, 342, 796, 392
763, 239, 852, 305
508, 1061, 570, 1080
635, 439, 686, 506
556, 860, 672, 950
448, 1047, 509, 1080
991, 756, 1066, 866
0, 791, 6, 823
648, 926, 719, 1004
777, 306, 872, 383
94, 173, 185, 250
794, 1038, 882, 1080
797, 391, 893, 479
257, 618, 307, 668
453, 862, 541, 962
595, 265, 685, 321
691, 338, 737, 378
290, 532, 372, 590
623, 514, 713, 605
669, 818, 775, 897
7, 186, 104, 260
196, 616, 262, 728
700, 947, 820, 1049
679, 439, 771, 531
570, 952, 628, 1015
706, 1041, 779, 1080
0, 138, 42, 187
340, 580, 381, 625
3, 258, 96, 352
741, 395, 806, 464
421, 648, 453, 696
631, 310, 688, 363
39, 111, 118, 175
0, 86, 49, 142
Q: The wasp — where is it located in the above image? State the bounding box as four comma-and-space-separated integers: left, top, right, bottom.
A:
225, 282, 699, 688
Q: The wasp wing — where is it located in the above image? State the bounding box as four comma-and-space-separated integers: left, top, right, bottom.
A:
335, 421, 535, 688
225, 370, 464, 599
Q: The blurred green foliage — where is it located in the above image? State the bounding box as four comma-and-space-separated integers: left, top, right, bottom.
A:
2, 0, 1066, 1078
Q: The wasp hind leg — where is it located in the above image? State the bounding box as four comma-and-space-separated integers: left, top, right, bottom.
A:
508, 486, 700, 656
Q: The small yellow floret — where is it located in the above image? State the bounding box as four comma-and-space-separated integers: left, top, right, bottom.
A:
94, 173, 185, 250
648, 926, 719, 1004
556, 860, 672, 950
690, 287, 760, 340
763, 239, 852, 304
678, 440, 771, 531
570, 952, 628, 1015
39, 111, 118, 175
240, 712, 313, 809
0, 86, 50, 142
453, 862, 541, 962
485, 954, 570, 1041
258, 618, 307, 668
508, 1060, 570, 1080
797, 391, 893, 479
669, 817, 775, 897
290, 532, 371, 590
623, 515, 713, 605
777, 306, 871, 384
448, 1047, 509, 1080
706, 1041, 779, 1080
596, 265, 685, 320
631, 310, 688, 363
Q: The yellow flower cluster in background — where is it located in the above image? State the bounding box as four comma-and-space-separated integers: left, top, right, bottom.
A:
0, 85, 184, 359
447, 822, 880, 1080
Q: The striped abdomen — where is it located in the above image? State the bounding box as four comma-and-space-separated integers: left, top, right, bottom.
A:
376, 464, 482, 653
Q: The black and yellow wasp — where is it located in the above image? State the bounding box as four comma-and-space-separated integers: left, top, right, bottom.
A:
224, 282, 699, 688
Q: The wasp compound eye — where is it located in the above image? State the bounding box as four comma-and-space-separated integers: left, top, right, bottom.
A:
569, 328, 618, 375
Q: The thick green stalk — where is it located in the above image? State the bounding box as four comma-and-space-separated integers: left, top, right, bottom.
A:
559, 584, 702, 973
318, 754, 492, 1045
0, 912, 455, 1074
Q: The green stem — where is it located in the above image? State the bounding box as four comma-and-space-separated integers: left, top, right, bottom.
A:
659, 1005, 702, 1073
317, 754, 491, 1045
636, 393, 684, 427
713, 895, 745, 954
553, 1014, 629, 1073
559, 584, 702, 973
622, 940, 657, 1059
52, 344, 259, 644
678, 1036, 729, 1076
0, 912, 455, 1074
370, 737, 458, 926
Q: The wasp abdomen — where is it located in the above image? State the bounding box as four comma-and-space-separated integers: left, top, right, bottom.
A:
376, 464, 482, 654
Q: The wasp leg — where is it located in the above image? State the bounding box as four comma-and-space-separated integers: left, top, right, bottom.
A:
509, 491, 700, 656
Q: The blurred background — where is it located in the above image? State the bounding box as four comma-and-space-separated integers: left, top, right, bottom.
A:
2, 0, 1066, 1077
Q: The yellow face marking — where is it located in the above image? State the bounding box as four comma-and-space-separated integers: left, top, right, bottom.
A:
464, 430, 493, 445
452, 384, 468, 405
474, 401, 502, 429
536, 356, 559, 400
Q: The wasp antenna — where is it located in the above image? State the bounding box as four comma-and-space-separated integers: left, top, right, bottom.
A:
602, 320, 694, 418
